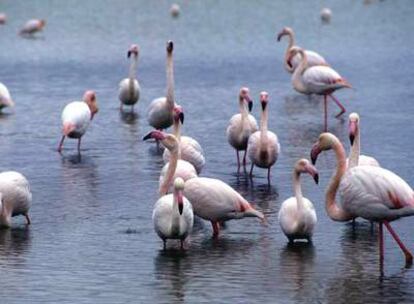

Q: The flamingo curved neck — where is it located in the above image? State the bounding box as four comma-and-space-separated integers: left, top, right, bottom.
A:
173, 120, 181, 141
292, 51, 308, 93
326, 141, 354, 221
284, 32, 295, 72
166, 53, 175, 109
128, 55, 138, 97
260, 106, 268, 147
239, 97, 248, 120
293, 171, 304, 216
159, 144, 179, 195
171, 189, 181, 232
348, 126, 360, 169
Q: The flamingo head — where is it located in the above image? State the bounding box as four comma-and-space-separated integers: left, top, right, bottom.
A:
239, 87, 253, 112
127, 44, 139, 58
277, 26, 293, 41
295, 159, 319, 184
260, 91, 269, 111
38, 19, 46, 29
166, 40, 174, 54
143, 131, 178, 151
348, 112, 360, 146
173, 177, 185, 215
310, 132, 338, 164
173, 105, 184, 124
83, 90, 98, 120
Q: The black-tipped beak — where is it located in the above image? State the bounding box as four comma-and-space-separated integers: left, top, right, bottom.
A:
248, 100, 253, 112
313, 173, 319, 185
349, 134, 355, 146
143, 132, 153, 141
167, 41, 174, 53
178, 203, 183, 215
261, 102, 267, 111
310, 143, 321, 165
277, 32, 284, 42
179, 112, 184, 124
127, 50, 131, 58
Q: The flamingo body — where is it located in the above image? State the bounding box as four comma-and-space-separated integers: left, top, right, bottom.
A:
147, 97, 175, 130
0, 82, 14, 111
289, 50, 327, 72
119, 78, 140, 106
302, 65, 348, 95
247, 131, 279, 168
20, 19, 45, 35
61, 102, 91, 138
159, 160, 197, 193
227, 113, 258, 151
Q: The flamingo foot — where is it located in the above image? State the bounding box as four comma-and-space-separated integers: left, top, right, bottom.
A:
211, 221, 220, 239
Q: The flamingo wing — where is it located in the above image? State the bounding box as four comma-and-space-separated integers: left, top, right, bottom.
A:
291, 50, 327, 70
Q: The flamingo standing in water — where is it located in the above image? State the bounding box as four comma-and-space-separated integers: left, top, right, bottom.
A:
227, 87, 258, 169
184, 177, 265, 238
0, 13, 7, 25
57, 90, 99, 154
147, 41, 176, 131
277, 27, 327, 73
291, 47, 351, 131
152, 177, 193, 250
163, 105, 205, 174
19, 19, 46, 36
311, 132, 414, 267
347, 112, 380, 168
247, 92, 280, 182
143, 130, 197, 195
118, 44, 141, 112
0, 82, 14, 113
0, 171, 32, 227
278, 159, 318, 243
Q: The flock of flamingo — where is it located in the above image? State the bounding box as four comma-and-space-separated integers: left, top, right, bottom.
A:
0, 12, 413, 273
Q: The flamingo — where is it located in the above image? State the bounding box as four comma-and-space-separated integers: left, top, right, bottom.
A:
118, 44, 141, 112
227, 87, 258, 169
184, 177, 266, 238
278, 159, 318, 243
143, 130, 197, 195
310, 132, 414, 267
0, 82, 14, 113
163, 105, 206, 174
152, 177, 193, 250
57, 90, 99, 154
277, 27, 328, 73
19, 19, 45, 36
247, 91, 280, 182
291, 47, 351, 131
0, 171, 32, 228
147, 40, 176, 131
170, 4, 180, 17
347, 113, 380, 168
0, 13, 7, 25
320, 8, 332, 23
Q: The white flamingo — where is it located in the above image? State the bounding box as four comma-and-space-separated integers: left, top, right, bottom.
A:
347, 112, 380, 168
0, 82, 14, 112
311, 132, 414, 267
118, 44, 141, 112
291, 47, 351, 131
0, 171, 32, 228
0, 13, 7, 25
227, 87, 258, 169
143, 130, 197, 195
163, 105, 205, 174
19, 19, 45, 36
152, 177, 193, 250
320, 8, 332, 23
57, 90, 99, 154
247, 91, 280, 182
184, 177, 265, 238
278, 159, 318, 243
147, 40, 176, 131
277, 27, 327, 73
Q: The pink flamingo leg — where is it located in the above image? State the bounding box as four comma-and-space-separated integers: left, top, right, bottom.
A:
249, 163, 254, 177
328, 94, 346, 118
384, 221, 413, 266
267, 168, 271, 184
57, 135, 65, 153
379, 222, 384, 270
211, 221, 220, 238
236, 150, 240, 169
242, 150, 247, 167
25, 214, 31, 225
324, 95, 328, 132
77, 137, 82, 154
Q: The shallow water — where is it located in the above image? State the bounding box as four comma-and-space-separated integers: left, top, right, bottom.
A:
0, 0, 414, 303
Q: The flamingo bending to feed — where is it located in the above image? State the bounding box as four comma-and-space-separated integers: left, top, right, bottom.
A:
163, 105, 205, 174
277, 27, 327, 73
57, 90, 99, 154
0, 171, 32, 227
227, 87, 258, 169
119, 44, 141, 112
153, 177, 193, 250
247, 92, 280, 182
147, 41, 176, 131
347, 113, 380, 168
143, 130, 197, 195
0, 82, 14, 113
19, 19, 46, 36
320, 8, 332, 23
184, 177, 266, 238
278, 159, 318, 243
0, 13, 7, 25
291, 47, 351, 131
310, 132, 414, 267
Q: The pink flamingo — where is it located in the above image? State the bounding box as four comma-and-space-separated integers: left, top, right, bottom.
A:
0, 13, 7, 25
291, 47, 351, 131
118, 44, 141, 112
311, 132, 414, 267
19, 19, 46, 36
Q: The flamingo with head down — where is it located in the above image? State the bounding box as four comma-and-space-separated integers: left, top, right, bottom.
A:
311, 132, 414, 268
118, 44, 141, 112
0, 82, 14, 113
19, 19, 46, 36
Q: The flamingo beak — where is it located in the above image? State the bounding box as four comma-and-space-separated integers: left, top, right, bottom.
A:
305, 164, 319, 184
127, 50, 131, 58
167, 40, 174, 53
349, 121, 357, 146
177, 191, 184, 215
310, 143, 322, 165
143, 130, 165, 141
277, 31, 285, 42
261, 101, 267, 111
179, 112, 184, 124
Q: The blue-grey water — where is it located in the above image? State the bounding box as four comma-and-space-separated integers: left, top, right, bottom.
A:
0, 0, 414, 303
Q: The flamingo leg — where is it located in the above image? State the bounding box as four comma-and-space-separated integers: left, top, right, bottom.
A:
379, 222, 384, 270
163, 239, 166, 250
384, 221, 413, 266
77, 137, 82, 154
329, 94, 346, 118
267, 168, 271, 184
57, 135, 65, 153
211, 221, 220, 238
249, 163, 254, 177
242, 150, 247, 167
236, 150, 240, 169
180, 239, 184, 250
25, 214, 31, 225
324, 95, 328, 132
